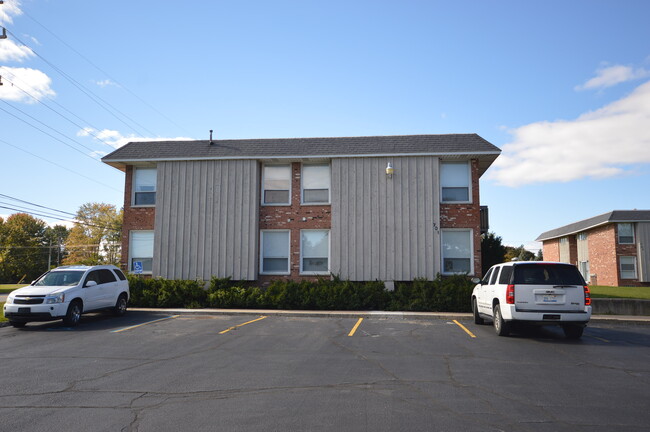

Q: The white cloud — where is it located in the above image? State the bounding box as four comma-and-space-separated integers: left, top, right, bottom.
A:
576, 64, 650, 91
0, 0, 22, 26
0, 38, 33, 62
490, 80, 650, 187
0, 66, 56, 102
95, 79, 119, 88
77, 127, 193, 149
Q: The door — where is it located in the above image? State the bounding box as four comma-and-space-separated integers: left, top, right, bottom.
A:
82, 270, 103, 310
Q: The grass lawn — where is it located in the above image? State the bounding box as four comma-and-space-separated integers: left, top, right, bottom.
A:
0, 284, 25, 294
0, 303, 6, 322
590, 285, 650, 300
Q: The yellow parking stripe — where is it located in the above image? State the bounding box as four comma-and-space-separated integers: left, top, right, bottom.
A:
111, 315, 180, 333
591, 336, 610, 343
348, 318, 364, 336
453, 320, 476, 338
219, 316, 267, 334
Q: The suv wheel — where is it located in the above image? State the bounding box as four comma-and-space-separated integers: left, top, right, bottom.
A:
113, 294, 128, 316
472, 298, 484, 325
10, 321, 26, 328
562, 324, 584, 339
63, 301, 82, 327
493, 304, 510, 337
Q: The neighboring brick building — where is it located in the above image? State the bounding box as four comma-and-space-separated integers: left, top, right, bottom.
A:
537, 210, 650, 286
102, 134, 500, 283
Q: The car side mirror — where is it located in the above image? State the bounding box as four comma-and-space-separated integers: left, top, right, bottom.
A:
471, 277, 482, 284
85, 280, 98, 288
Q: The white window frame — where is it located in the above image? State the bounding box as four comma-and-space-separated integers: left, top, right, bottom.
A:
260, 230, 291, 275
262, 164, 292, 206
300, 229, 330, 275
301, 163, 331, 205
440, 161, 472, 204
619, 256, 638, 280
129, 230, 154, 274
132, 167, 157, 207
617, 223, 635, 244
441, 228, 474, 275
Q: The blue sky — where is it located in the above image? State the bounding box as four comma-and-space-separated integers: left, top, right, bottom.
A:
1, 0, 649, 251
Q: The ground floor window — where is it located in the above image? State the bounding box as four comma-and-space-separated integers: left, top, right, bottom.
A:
442, 229, 473, 275
301, 230, 330, 274
579, 261, 590, 283
129, 231, 154, 274
261, 230, 290, 274
620, 256, 637, 279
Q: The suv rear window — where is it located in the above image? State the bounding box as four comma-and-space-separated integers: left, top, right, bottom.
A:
513, 264, 585, 285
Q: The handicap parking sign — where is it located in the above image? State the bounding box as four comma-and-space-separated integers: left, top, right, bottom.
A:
133, 261, 143, 274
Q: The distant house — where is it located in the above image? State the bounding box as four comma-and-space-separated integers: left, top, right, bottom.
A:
536, 210, 650, 286
101, 134, 500, 283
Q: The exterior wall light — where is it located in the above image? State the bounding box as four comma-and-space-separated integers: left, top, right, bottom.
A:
386, 162, 395, 178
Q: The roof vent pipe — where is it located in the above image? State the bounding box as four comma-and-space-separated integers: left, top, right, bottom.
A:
209, 130, 213, 145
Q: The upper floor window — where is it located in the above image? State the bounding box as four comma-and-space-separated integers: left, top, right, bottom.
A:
302, 163, 330, 204
262, 164, 291, 205
440, 161, 470, 203
577, 232, 588, 242
618, 223, 635, 244
133, 167, 157, 206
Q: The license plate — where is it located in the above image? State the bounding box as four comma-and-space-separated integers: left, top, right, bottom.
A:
18, 307, 31, 313
542, 295, 558, 303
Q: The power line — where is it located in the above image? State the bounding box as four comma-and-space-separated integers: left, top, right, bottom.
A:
6, 29, 157, 138
0, 193, 77, 217
0, 71, 117, 149
0, 205, 121, 232
21, 9, 191, 136
0, 138, 121, 192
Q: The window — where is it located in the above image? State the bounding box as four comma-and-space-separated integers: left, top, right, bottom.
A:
481, 268, 493, 285
441, 161, 470, 202
98, 269, 117, 284
498, 266, 513, 284
114, 268, 127, 281
263, 165, 291, 205
577, 232, 588, 241
579, 261, 590, 282
620, 256, 637, 279
261, 230, 290, 274
130, 231, 154, 273
618, 223, 635, 244
442, 229, 473, 274
133, 167, 157, 206
489, 267, 500, 285
84, 271, 101, 287
301, 230, 329, 274
302, 164, 330, 204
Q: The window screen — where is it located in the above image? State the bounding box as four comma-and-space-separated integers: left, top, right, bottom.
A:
262, 231, 290, 273
301, 230, 329, 273
441, 162, 470, 202
263, 165, 291, 204
302, 164, 330, 203
134, 168, 156, 205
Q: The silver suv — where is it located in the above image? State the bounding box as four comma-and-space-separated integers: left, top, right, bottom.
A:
3, 265, 130, 328
472, 261, 592, 338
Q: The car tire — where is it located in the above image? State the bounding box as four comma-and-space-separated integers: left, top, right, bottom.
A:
493, 304, 510, 337
10, 321, 26, 328
562, 324, 584, 339
113, 294, 128, 316
472, 298, 484, 325
63, 301, 82, 327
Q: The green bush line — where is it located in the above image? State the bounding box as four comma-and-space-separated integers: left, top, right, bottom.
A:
126, 274, 475, 312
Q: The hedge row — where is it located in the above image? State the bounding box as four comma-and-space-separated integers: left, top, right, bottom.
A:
126, 274, 474, 312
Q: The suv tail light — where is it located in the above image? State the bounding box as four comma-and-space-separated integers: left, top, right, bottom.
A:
506, 284, 515, 304
584, 285, 591, 306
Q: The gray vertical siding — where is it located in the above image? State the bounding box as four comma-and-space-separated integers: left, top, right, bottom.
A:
153, 160, 259, 280
331, 156, 439, 281
637, 222, 650, 282
559, 238, 570, 263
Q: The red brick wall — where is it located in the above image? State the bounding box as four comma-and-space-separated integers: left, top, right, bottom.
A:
120, 165, 156, 272
440, 159, 482, 276
258, 162, 331, 284
588, 224, 617, 286
543, 239, 560, 262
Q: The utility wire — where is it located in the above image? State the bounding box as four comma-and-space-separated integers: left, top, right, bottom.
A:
0, 138, 121, 192
21, 9, 191, 136
0, 71, 118, 149
0, 193, 77, 217
6, 29, 156, 138
0, 200, 75, 221
0, 205, 121, 232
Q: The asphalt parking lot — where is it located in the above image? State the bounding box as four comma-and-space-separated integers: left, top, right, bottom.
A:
1, 312, 649, 432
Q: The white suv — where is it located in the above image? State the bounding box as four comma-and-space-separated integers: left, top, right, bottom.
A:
3, 265, 130, 328
472, 261, 592, 338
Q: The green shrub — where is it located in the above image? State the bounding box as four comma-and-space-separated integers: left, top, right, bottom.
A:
127, 275, 207, 308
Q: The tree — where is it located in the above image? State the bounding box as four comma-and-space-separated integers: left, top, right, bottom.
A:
63, 203, 122, 266
535, 249, 543, 261
44, 225, 71, 268
481, 231, 507, 274
0, 213, 49, 283
504, 245, 536, 262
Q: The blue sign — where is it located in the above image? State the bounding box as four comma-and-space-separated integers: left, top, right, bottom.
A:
133, 261, 143, 274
